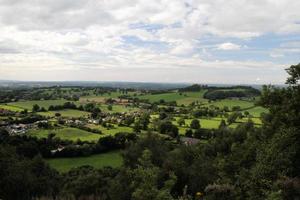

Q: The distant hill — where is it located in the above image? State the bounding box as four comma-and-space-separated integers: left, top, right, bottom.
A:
203, 86, 261, 100
178, 84, 209, 92
0, 80, 190, 90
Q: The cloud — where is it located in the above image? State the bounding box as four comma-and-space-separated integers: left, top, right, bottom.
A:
0, 0, 299, 83
270, 52, 284, 58
217, 42, 241, 50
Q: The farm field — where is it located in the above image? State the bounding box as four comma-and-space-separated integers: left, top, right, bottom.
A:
80, 91, 138, 103
174, 117, 222, 130
207, 99, 255, 109
137, 91, 207, 105
174, 115, 262, 134
0, 104, 24, 112
46, 151, 122, 172
98, 104, 139, 113
246, 106, 268, 117
86, 124, 133, 135
80, 96, 106, 103
38, 109, 90, 118
28, 127, 102, 142
7, 99, 76, 111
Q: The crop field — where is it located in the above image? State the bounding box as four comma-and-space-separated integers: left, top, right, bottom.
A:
137, 91, 207, 105
175, 117, 223, 130
86, 124, 133, 135
7, 99, 75, 111
0, 104, 25, 112
207, 99, 255, 109
98, 104, 139, 113
46, 151, 123, 172
174, 115, 263, 133
38, 109, 90, 118
28, 127, 102, 142
80, 91, 138, 103
245, 106, 268, 117
138, 92, 186, 102
80, 96, 106, 103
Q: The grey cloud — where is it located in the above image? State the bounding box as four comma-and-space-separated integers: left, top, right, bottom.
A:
0, 0, 115, 30
0, 39, 23, 54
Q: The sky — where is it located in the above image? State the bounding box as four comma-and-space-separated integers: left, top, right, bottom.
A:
0, 0, 299, 84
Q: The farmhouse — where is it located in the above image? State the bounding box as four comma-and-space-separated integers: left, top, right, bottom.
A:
180, 137, 200, 146
50, 145, 65, 154
6, 124, 29, 136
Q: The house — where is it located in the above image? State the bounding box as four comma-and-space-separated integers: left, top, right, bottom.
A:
180, 137, 200, 146
88, 119, 100, 124
6, 124, 28, 136
50, 145, 65, 154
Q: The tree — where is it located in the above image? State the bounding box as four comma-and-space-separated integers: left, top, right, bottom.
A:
286, 63, 300, 84
139, 113, 150, 130
158, 121, 179, 138
190, 119, 200, 129
193, 129, 204, 139
108, 105, 113, 111
91, 107, 101, 119
0, 146, 60, 199
124, 115, 135, 126
159, 112, 168, 120
32, 104, 40, 112
131, 150, 176, 200
177, 118, 185, 127
134, 121, 142, 133
244, 111, 250, 118
244, 63, 300, 198
219, 120, 227, 129
227, 112, 240, 124
185, 129, 193, 137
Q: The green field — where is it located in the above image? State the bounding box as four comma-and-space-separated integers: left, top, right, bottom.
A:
99, 104, 139, 113
80, 96, 106, 103
38, 109, 90, 118
137, 91, 207, 105
46, 151, 123, 172
80, 91, 137, 103
8, 99, 75, 111
28, 127, 102, 142
245, 106, 268, 117
175, 118, 222, 130
86, 124, 133, 135
207, 99, 255, 109
0, 104, 25, 112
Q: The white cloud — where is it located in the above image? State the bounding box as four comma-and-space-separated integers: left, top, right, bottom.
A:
0, 0, 299, 83
217, 42, 241, 50
270, 52, 284, 58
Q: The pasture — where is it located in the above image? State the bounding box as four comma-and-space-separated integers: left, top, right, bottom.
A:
80, 91, 137, 103
137, 91, 207, 105
0, 104, 24, 112
86, 124, 133, 135
98, 104, 139, 113
175, 117, 223, 130
207, 99, 255, 109
245, 106, 268, 117
8, 99, 74, 111
38, 109, 90, 118
28, 127, 102, 142
46, 151, 123, 172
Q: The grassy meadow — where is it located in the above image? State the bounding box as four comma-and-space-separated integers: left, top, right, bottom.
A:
86, 124, 133, 135
38, 109, 90, 118
7, 99, 75, 111
46, 151, 123, 172
137, 91, 207, 105
0, 104, 25, 112
28, 127, 102, 142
